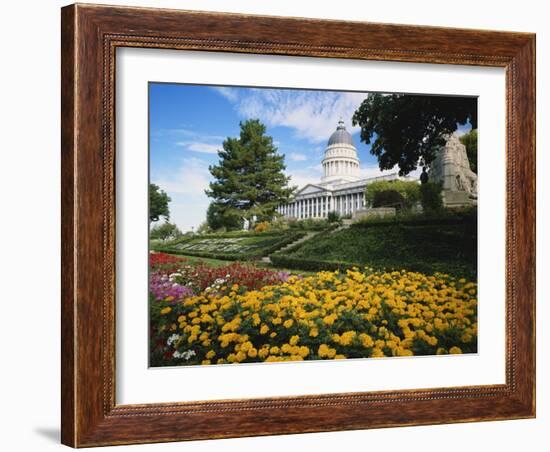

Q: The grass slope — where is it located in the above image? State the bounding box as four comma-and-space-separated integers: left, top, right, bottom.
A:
285, 220, 477, 278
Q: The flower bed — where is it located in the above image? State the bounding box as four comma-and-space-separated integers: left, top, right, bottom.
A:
150, 266, 477, 366
149, 252, 291, 301
154, 231, 306, 261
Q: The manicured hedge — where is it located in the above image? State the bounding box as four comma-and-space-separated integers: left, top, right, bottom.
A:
351, 209, 476, 229
269, 254, 361, 273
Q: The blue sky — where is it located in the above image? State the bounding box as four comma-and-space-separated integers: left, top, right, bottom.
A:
149, 83, 471, 232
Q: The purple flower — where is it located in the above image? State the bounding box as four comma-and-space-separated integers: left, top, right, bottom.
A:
150, 271, 194, 302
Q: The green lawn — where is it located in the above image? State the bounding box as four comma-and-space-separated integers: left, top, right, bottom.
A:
284, 220, 477, 279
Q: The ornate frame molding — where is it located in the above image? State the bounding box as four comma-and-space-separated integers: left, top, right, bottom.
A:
61, 4, 535, 447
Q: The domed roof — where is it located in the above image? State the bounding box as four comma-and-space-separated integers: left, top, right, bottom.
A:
327, 120, 355, 147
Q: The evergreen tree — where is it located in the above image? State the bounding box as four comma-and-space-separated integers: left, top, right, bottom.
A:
206, 119, 294, 227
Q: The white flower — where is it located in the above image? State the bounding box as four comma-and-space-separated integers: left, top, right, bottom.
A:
167, 334, 181, 346
173, 349, 196, 360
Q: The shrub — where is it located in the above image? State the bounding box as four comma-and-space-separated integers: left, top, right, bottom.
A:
420, 182, 444, 213
326, 211, 341, 223
150, 222, 183, 241
254, 221, 271, 233
365, 180, 420, 210
372, 189, 405, 210
288, 218, 331, 231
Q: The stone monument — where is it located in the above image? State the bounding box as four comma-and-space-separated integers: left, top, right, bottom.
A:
428, 132, 478, 208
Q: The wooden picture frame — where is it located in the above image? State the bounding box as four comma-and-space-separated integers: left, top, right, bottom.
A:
61, 3, 535, 447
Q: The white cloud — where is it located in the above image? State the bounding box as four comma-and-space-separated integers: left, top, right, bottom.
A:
225, 88, 368, 143
153, 157, 211, 196
176, 141, 221, 154
289, 152, 307, 161
152, 158, 213, 232
212, 86, 239, 102
286, 164, 323, 189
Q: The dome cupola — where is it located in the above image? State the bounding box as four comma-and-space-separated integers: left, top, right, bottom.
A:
327, 119, 355, 146
321, 120, 361, 184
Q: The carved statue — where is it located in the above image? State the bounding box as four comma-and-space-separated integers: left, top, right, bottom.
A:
428, 132, 478, 204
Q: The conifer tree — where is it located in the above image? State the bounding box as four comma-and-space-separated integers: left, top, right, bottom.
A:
206, 119, 294, 229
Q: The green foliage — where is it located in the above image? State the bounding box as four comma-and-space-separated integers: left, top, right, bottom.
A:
326, 211, 341, 224
459, 129, 478, 174
365, 180, 420, 210
149, 183, 171, 222
352, 93, 477, 175
149, 222, 182, 241
196, 222, 211, 235
206, 202, 243, 232
273, 213, 477, 279
287, 218, 333, 231
420, 182, 444, 214
372, 189, 405, 210
206, 119, 295, 225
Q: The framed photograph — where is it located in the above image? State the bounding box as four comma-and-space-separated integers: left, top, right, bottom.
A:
61, 3, 535, 447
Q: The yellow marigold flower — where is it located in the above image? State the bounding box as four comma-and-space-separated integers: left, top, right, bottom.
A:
309, 328, 319, 338
371, 348, 385, 358
340, 331, 356, 346
270, 332, 277, 338
206, 350, 216, 359
258, 348, 269, 359
260, 324, 269, 334
252, 313, 261, 326
177, 315, 186, 322
323, 314, 337, 326
283, 319, 294, 328
248, 348, 258, 358
270, 346, 280, 355
334, 354, 346, 359
201, 359, 211, 365
160, 307, 172, 315
298, 346, 309, 358
359, 333, 374, 348
289, 335, 300, 346
449, 346, 462, 354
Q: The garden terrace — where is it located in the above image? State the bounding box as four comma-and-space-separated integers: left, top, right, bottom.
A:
154, 231, 307, 261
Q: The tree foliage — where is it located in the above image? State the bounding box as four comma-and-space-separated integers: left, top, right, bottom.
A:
149, 183, 171, 222
206, 119, 295, 228
150, 222, 182, 241
459, 129, 478, 174
352, 94, 477, 175
365, 180, 420, 210
206, 202, 243, 232
420, 182, 444, 214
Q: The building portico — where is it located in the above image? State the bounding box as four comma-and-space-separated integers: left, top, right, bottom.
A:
277, 120, 403, 219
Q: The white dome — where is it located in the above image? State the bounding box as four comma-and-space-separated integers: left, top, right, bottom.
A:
321, 120, 360, 183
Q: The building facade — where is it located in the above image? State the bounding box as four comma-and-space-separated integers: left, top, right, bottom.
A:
276, 120, 403, 219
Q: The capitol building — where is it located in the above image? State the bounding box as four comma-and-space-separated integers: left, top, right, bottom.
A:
276, 120, 404, 219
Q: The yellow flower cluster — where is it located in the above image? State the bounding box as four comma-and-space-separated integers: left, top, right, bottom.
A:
158, 269, 477, 365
